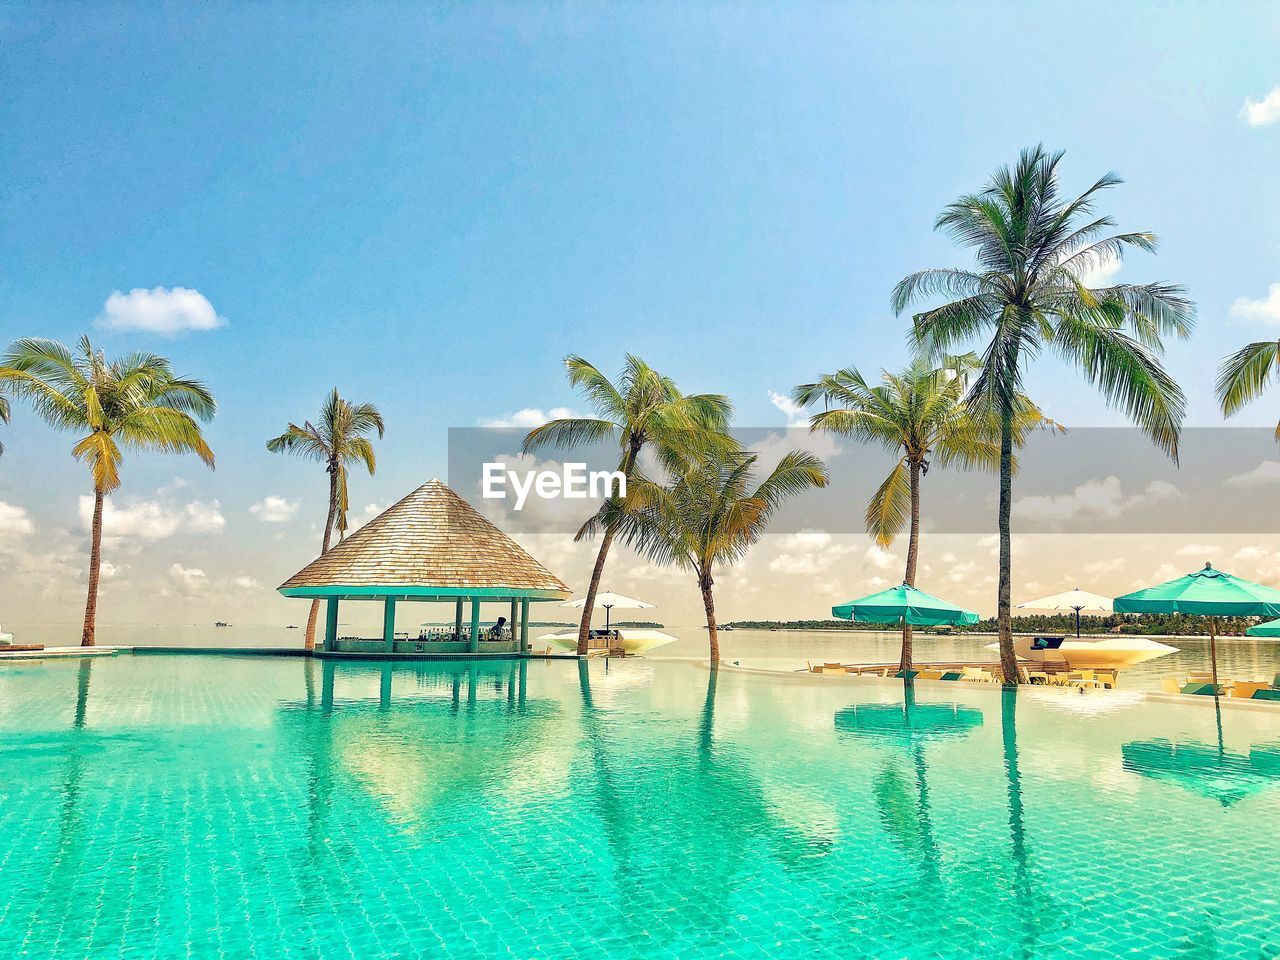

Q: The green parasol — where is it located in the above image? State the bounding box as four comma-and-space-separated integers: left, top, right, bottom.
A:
1114, 563, 1280, 687
1247, 618, 1280, 638
832, 583, 980, 627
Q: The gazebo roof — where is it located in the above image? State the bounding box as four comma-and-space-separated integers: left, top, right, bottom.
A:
278, 478, 571, 601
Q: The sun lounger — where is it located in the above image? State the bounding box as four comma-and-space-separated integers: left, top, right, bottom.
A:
1066, 670, 1100, 689
938, 670, 962, 681
961, 667, 995, 682
1161, 676, 1183, 695
916, 669, 944, 681
1230, 680, 1271, 700
1180, 682, 1224, 696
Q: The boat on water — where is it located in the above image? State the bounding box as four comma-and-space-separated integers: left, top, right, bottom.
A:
988, 635, 1178, 670
540, 628, 679, 656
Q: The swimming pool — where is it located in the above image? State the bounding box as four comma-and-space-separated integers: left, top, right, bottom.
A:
1, 654, 1278, 959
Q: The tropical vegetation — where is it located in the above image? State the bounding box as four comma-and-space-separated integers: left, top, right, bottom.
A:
0, 336, 216, 645
267, 388, 384, 650
1217, 337, 1280, 439
523, 354, 732, 655
892, 145, 1194, 682
612, 449, 828, 662
793, 354, 1056, 671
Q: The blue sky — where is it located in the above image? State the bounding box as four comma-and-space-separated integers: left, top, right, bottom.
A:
2, 3, 1279, 628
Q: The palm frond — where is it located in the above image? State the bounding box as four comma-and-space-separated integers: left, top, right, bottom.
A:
865, 460, 912, 547
1053, 311, 1185, 461
1216, 339, 1279, 423
521, 417, 617, 454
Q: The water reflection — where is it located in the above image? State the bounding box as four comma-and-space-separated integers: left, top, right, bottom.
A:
287, 660, 544, 831
836, 684, 981, 892
1001, 686, 1038, 958
1121, 738, 1280, 807
574, 662, 820, 949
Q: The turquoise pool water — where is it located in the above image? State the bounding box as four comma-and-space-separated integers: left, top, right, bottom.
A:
2, 654, 1279, 959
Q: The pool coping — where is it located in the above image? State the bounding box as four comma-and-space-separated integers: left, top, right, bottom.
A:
0, 645, 583, 663
716, 661, 1280, 713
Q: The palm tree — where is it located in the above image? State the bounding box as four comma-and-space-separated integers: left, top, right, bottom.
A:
793, 355, 1056, 671
892, 146, 1193, 682
0, 391, 9, 456
0, 336, 216, 645
267, 388, 384, 650
1217, 338, 1280, 439
619, 449, 828, 663
523, 355, 733, 655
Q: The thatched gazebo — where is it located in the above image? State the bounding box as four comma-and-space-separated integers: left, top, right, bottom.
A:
278, 478, 571, 656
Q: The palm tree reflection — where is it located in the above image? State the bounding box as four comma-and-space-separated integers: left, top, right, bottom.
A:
1001, 686, 1037, 957
574, 662, 814, 950
838, 682, 981, 888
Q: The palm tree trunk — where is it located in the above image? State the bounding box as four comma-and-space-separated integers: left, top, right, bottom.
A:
303, 466, 341, 652
576, 528, 616, 656
574, 440, 640, 656
997, 409, 1018, 683
700, 572, 719, 664
900, 459, 922, 672
81, 486, 105, 647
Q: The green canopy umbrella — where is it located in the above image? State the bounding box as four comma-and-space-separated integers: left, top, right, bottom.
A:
1121, 738, 1280, 808
832, 583, 980, 628
834, 700, 983, 745
1113, 563, 1280, 687
1247, 618, 1280, 638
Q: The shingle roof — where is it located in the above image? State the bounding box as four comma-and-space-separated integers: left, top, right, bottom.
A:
278, 478, 570, 598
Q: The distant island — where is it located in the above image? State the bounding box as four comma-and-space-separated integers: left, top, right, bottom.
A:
723, 613, 1263, 638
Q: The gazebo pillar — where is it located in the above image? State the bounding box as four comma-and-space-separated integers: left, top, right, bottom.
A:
510, 598, 518, 646
469, 599, 481, 653
382, 597, 397, 652
454, 598, 464, 640
324, 598, 339, 651
520, 599, 530, 653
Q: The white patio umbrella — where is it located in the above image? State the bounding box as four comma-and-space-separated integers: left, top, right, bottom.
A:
1015, 588, 1113, 638
563, 591, 655, 633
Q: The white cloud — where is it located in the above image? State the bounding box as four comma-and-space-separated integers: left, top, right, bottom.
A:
1013, 476, 1180, 522
768, 390, 809, 427
250, 495, 299, 523
80, 496, 226, 540
1175, 543, 1221, 557
0, 501, 35, 543
1226, 460, 1280, 488
346, 502, 387, 533
231, 575, 260, 590
100, 561, 120, 580
1229, 284, 1280, 326
865, 544, 898, 571
480, 407, 585, 429
1076, 251, 1122, 287
1241, 87, 1280, 127
1081, 557, 1126, 576
168, 562, 209, 593
95, 286, 225, 335
767, 531, 858, 575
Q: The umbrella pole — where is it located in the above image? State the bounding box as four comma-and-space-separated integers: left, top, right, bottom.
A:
1074, 607, 1081, 639
605, 605, 610, 634
1209, 616, 1220, 691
